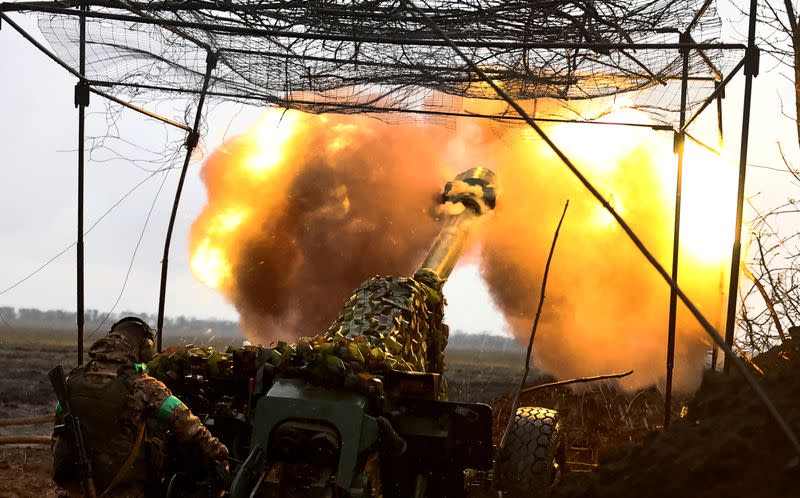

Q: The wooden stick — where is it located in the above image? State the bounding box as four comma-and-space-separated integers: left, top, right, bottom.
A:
0, 436, 51, 445
732, 343, 765, 377
741, 256, 787, 343
500, 200, 569, 450
0, 416, 54, 427
521, 370, 634, 394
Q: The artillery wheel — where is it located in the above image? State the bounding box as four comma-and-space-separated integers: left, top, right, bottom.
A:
496, 406, 565, 498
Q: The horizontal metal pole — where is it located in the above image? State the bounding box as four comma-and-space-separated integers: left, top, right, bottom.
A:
1, 0, 474, 17
87, 79, 674, 130
2, 3, 747, 51
88, 87, 192, 131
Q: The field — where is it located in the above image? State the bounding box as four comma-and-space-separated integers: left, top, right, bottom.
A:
0, 328, 75, 497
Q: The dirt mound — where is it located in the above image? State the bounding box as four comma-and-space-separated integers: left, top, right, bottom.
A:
551, 342, 800, 498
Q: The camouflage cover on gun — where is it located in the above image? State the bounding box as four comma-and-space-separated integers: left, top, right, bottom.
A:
148, 268, 448, 409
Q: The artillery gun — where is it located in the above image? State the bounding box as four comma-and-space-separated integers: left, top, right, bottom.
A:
152, 168, 565, 497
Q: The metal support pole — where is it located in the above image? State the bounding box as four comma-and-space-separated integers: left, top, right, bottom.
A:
76, 3, 88, 365
156, 52, 218, 351
665, 35, 691, 429
716, 80, 725, 145
723, 0, 759, 373
88, 87, 192, 132
711, 79, 725, 372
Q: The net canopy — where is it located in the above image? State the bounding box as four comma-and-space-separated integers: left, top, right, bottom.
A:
4, 0, 740, 128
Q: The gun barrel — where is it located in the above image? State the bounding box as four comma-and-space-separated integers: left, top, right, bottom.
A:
418, 167, 496, 280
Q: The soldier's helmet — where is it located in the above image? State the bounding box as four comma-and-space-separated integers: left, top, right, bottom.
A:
109, 316, 156, 363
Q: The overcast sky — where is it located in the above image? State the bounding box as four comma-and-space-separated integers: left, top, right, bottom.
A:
1, 4, 798, 337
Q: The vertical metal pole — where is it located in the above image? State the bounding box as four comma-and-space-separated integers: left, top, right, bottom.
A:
715, 80, 725, 145
665, 36, 691, 428
710, 78, 725, 372
724, 0, 759, 373
76, 4, 88, 365
156, 52, 218, 351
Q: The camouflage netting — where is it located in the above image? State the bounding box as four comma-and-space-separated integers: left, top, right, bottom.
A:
148, 269, 447, 406
325, 269, 448, 374
5, 0, 740, 128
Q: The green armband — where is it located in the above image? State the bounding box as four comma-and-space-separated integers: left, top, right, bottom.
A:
55, 401, 63, 414
134, 363, 149, 374
155, 395, 184, 421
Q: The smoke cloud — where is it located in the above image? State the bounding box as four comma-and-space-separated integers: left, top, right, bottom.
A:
478, 121, 729, 393
192, 106, 735, 393
192, 112, 461, 340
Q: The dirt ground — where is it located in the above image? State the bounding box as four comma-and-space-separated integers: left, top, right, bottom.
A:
547, 341, 800, 498
0, 447, 58, 498
0, 332, 73, 440
3, 328, 799, 498
0, 329, 71, 497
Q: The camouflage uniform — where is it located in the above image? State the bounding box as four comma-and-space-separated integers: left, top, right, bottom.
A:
53, 332, 229, 497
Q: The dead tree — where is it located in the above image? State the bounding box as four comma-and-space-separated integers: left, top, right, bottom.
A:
737, 200, 800, 355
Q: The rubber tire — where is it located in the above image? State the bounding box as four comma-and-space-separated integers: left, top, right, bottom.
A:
497, 406, 564, 498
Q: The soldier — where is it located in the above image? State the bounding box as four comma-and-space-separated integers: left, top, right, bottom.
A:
52, 316, 229, 497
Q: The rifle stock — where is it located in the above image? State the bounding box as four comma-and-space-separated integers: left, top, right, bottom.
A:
48, 365, 71, 412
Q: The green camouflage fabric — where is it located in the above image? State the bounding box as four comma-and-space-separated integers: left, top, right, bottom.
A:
148, 269, 449, 407
325, 268, 449, 374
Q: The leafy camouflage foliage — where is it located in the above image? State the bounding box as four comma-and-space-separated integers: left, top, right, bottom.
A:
326, 269, 449, 373
148, 270, 449, 408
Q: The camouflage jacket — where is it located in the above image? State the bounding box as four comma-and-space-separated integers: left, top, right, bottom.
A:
53, 334, 228, 493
